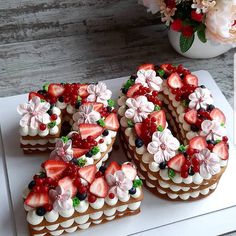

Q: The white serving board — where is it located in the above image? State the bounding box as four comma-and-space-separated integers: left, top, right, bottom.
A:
0, 70, 235, 236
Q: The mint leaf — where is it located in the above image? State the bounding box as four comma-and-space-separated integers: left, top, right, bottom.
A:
72, 197, 80, 207
178, 145, 186, 153
127, 120, 134, 128
61, 136, 69, 143
48, 121, 56, 128
157, 125, 164, 132
180, 34, 194, 53
154, 105, 161, 111
107, 99, 115, 107
133, 179, 143, 188
157, 69, 165, 77
91, 146, 100, 155
168, 169, 175, 179
97, 119, 105, 127
77, 158, 87, 167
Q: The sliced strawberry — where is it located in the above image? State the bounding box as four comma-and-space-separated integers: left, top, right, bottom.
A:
73, 148, 89, 158
78, 84, 89, 98
104, 113, 120, 131
105, 161, 121, 176
79, 124, 103, 139
127, 83, 142, 98
44, 160, 68, 180
213, 141, 229, 160
135, 123, 142, 138
58, 176, 77, 197
138, 63, 155, 71
210, 108, 226, 124
48, 84, 65, 97
78, 165, 96, 183
121, 162, 137, 181
150, 110, 166, 129
184, 74, 198, 87
89, 177, 108, 198
83, 102, 104, 111
167, 154, 185, 172
160, 64, 174, 75
28, 92, 45, 101
189, 136, 207, 150
25, 191, 50, 208
167, 72, 183, 89
184, 109, 197, 124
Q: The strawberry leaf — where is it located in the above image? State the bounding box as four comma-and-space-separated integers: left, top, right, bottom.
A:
180, 33, 194, 53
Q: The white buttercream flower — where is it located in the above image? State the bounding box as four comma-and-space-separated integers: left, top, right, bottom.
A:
72, 104, 101, 130
147, 129, 180, 164
189, 87, 213, 110
195, 148, 220, 178
125, 96, 154, 123
17, 96, 50, 129
200, 119, 227, 141
191, 0, 216, 14
136, 69, 163, 91
139, 0, 161, 14
87, 82, 112, 105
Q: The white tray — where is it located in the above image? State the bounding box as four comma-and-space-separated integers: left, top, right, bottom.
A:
0, 71, 236, 236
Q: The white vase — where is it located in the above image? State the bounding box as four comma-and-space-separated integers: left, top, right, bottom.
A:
168, 29, 232, 59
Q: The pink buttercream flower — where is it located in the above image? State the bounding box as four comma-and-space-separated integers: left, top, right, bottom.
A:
50, 139, 73, 162
87, 82, 112, 105
125, 96, 154, 123
189, 87, 213, 110
147, 129, 180, 164
106, 170, 133, 199
191, 0, 216, 14
195, 148, 220, 178
49, 186, 73, 212
136, 69, 163, 91
72, 104, 101, 130
17, 96, 50, 129
139, 0, 161, 14
200, 119, 226, 141
205, 0, 236, 45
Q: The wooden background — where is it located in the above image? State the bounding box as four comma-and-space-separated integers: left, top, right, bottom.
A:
0, 0, 234, 110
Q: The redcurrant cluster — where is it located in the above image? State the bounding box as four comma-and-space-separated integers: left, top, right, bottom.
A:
133, 86, 151, 96
32, 175, 58, 193
146, 91, 162, 106
172, 84, 196, 101
63, 84, 84, 105
141, 117, 158, 144
71, 133, 98, 149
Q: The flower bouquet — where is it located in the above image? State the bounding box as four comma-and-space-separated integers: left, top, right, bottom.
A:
139, 0, 235, 56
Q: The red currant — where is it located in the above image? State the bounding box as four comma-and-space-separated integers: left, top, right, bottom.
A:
192, 157, 199, 166
95, 171, 103, 178
74, 178, 82, 188
40, 186, 49, 192
186, 148, 195, 156
193, 165, 199, 173
39, 123, 46, 131
88, 195, 97, 203
185, 159, 191, 166
99, 139, 104, 144
208, 143, 214, 150
35, 178, 44, 186
109, 193, 115, 199
222, 136, 228, 142
78, 185, 87, 194
181, 164, 189, 172
44, 204, 53, 212
50, 114, 57, 121
181, 171, 189, 178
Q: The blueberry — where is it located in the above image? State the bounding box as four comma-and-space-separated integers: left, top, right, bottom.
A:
200, 85, 206, 88
47, 109, 53, 116
183, 152, 188, 157
129, 187, 137, 195
207, 140, 215, 145
60, 82, 66, 85
36, 207, 46, 216
207, 104, 215, 111
50, 104, 55, 109
191, 125, 199, 132
107, 106, 112, 113
28, 180, 36, 190
85, 151, 93, 158
76, 192, 87, 201
37, 90, 47, 96
102, 130, 109, 136
121, 88, 128, 94
130, 75, 136, 82
75, 101, 81, 109
188, 168, 195, 176
99, 165, 107, 173
135, 138, 143, 148
58, 96, 64, 103
159, 162, 167, 169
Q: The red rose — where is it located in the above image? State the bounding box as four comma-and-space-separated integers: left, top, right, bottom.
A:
171, 19, 183, 32
182, 26, 194, 38
165, 0, 176, 9
191, 10, 203, 22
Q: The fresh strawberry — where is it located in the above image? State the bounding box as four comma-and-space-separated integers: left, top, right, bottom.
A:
28, 92, 45, 101
121, 162, 137, 180
184, 109, 197, 124
105, 161, 121, 176
78, 84, 89, 98
160, 64, 175, 75
48, 84, 65, 97
58, 176, 77, 197
184, 74, 198, 87
150, 110, 166, 128
73, 148, 89, 158
44, 160, 68, 180
167, 154, 186, 172
25, 191, 50, 208
78, 165, 96, 183
89, 177, 108, 198
83, 102, 104, 111
213, 141, 229, 160
135, 123, 142, 138
104, 113, 120, 131
189, 136, 207, 150
210, 108, 226, 124
167, 72, 183, 89
79, 124, 103, 139
138, 63, 155, 71
127, 83, 142, 98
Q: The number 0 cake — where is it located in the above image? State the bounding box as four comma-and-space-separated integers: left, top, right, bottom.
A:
118, 63, 229, 201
